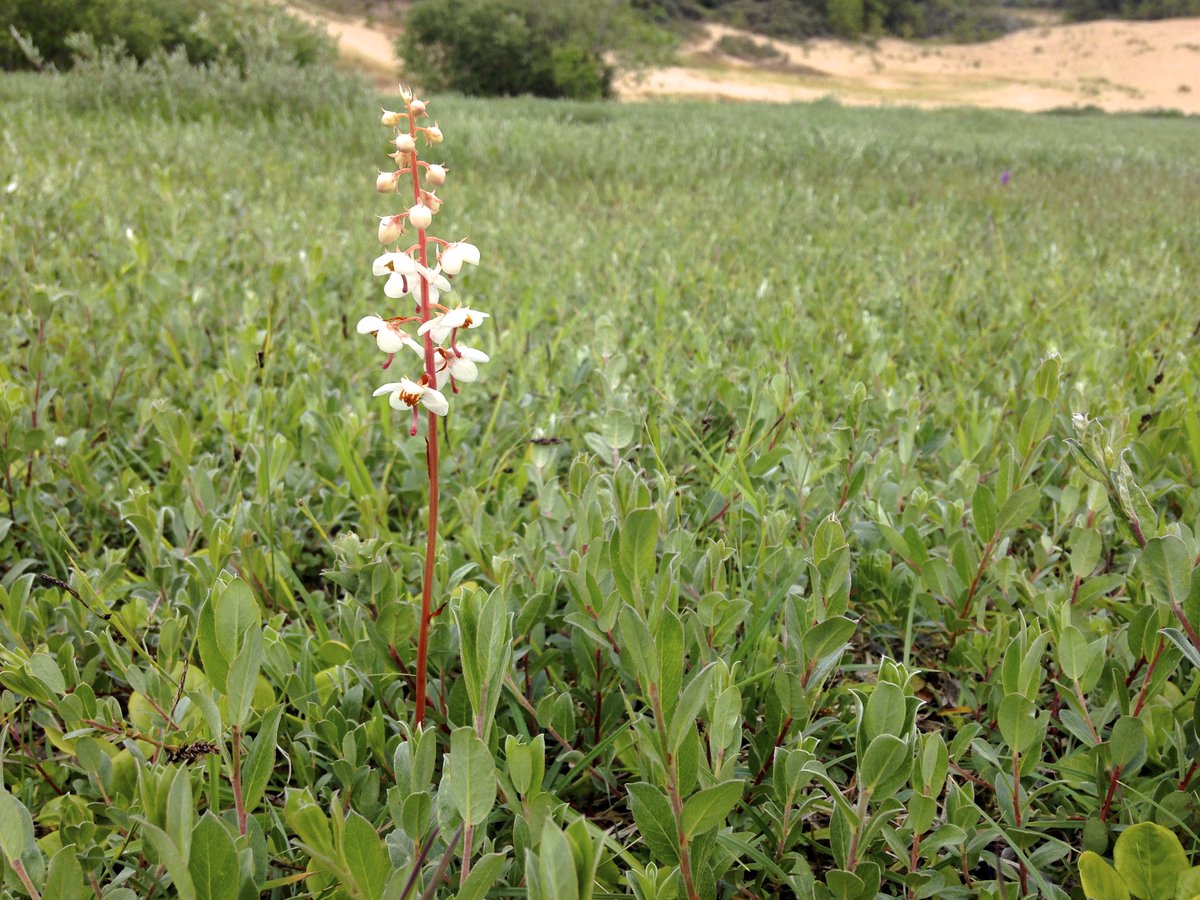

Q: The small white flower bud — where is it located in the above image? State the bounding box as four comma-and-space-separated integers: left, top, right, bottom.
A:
425, 164, 447, 186
381, 108, 404, 127
376, 171, 400, 193
398, 84, 413, 104
378, 215, 404, 244
408, 203, 432, 230
425, 124, 443, 144
393, 133, 416, 154
409, 98, 427, 116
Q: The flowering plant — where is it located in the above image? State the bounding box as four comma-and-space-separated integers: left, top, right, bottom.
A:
358, 86, 486, 727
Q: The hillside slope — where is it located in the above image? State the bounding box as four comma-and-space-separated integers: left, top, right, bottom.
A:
290, 4, 1200, 113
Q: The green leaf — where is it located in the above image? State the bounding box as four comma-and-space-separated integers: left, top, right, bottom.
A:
225, 628, 263, 729
44, 844, 86, 900
189, 814, 240, 900
538, 823, 579, 900
1175, 867, 1200, 900
863, 682, 905, 742
141, 819, 197, 900
1113, 822, 1189, 900
1161, 628, 1200, 670
617, 606, 659, 687
997, 484, 1041, 534
1143, 536, 1193, 608
241, 705, 283, 814
669, 662, 715, 753
456, 851, 507, 900
1079, 851, 1130, 900
998, 694, 1039, 754
216, 578, 261, 651
619, 507, 659, 599
166, 765, 194, 857
1108, 716, 1146, 769
973, 483, 997, 541
859, 735, 910, 800
681, 781, 742, 838
801, 616, 856, 662
342, 812, 389, 900
1070, 527, 1103, 578
0, 787, 33, 861
28, 652, 66, 694
627, 782, 678, 864
1058, 626, 1091, 682
445, 727, 496, 827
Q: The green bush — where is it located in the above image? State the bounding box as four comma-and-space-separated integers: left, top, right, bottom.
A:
0, 0, 333, 71
714, 33, 784, 62
400, 0, 663, 99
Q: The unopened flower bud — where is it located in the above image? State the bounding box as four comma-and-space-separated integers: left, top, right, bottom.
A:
425, 124, 443, 144
381, 108, 404, 127
409, 98, 427, 116
376, 170, 400, 193
408, 203, 432, 230
425, 164, 447, 186
378, 215, 404, 244
393, 133, 416, 154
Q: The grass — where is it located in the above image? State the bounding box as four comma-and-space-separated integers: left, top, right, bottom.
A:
1, 70, 1199, 898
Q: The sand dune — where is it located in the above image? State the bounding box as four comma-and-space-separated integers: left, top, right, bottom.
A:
291, 3, 1200, 114
621, 19, 1200, 113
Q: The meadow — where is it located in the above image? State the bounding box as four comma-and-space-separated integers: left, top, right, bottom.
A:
2, 70, 1199, 898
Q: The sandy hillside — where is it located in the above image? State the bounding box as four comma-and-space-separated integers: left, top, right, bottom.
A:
623, 19, 1200, 113
292, 4, 1200, 113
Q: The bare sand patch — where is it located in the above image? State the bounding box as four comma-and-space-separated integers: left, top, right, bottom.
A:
618, 19, 1200, 113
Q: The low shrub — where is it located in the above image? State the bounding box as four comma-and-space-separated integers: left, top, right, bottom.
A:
400, 0, 666, 100
0, 0, 333, 72
714, 33, 784, 62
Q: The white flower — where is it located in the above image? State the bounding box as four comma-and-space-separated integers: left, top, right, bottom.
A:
381, 108, 405, 127
410, 263, 452, 307
373, 251, 419, 299
373, 378, 449, 416
418, 306, 489, 345
408, 203, 432, 230
409, 98, 427, 116
393, 133, 416, 154
439, 241, 479, 276
433, 344, 489, 388
425, 164, 447, 187
357, 315, 419, 355
425, 123, 443, 144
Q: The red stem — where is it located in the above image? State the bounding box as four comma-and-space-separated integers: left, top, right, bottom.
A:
403, 107, 440, 730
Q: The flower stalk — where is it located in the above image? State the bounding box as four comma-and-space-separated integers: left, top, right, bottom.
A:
361, 90, 486, 728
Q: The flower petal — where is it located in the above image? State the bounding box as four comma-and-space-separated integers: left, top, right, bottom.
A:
457, 344, 489, 362
422, 388, 449, 416
357, 315, 386, 334
456, 241, 480, 265
449, 357, 479, 382
416, 315, 441, 337
373, 382, 403, 397
376, 327, 409, 354
384, 272, 411, 299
